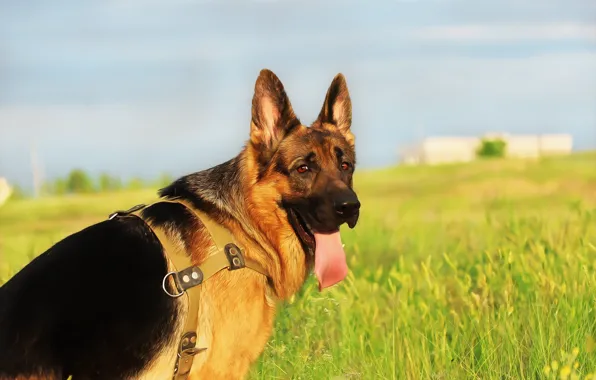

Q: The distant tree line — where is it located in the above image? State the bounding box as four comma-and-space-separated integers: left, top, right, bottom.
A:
476, 138, 507, 158
9, 169, 174, 200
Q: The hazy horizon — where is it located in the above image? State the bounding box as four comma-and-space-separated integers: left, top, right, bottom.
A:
1, 0, 595, 190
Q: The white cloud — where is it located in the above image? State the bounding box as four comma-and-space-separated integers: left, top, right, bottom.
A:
346, 51, 596, 103
0, 103, 210, 135
415, 22, 596, 42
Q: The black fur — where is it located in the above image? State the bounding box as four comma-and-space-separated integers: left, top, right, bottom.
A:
0, 160, 246, 378
0, 69, 358, 379
273, 157, 290, 176
159, 158, 243, 224
317, 74, 352, 131
0, 216, 180, 379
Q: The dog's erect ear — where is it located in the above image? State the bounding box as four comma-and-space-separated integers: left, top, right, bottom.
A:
315, 73, 354, 145
250, 69, 299, 163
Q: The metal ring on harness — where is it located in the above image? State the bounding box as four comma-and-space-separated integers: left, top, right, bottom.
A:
162, 271, 185, 298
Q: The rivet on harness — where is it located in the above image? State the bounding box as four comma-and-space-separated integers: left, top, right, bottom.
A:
108, 198, 273, 380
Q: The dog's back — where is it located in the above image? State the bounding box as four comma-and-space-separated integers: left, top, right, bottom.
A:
0, 216, 179, 379
0, 68, 361, 380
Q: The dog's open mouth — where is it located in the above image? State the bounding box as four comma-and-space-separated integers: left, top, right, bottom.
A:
286, 209, 348, 291
287, 209, 315, 255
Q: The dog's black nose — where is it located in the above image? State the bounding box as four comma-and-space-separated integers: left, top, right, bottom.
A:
334, 194, 361, 217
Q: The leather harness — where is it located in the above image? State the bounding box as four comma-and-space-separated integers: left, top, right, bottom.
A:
108, 198, 273, 380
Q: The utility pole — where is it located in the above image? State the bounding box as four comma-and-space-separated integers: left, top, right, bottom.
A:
418, 121, 426, 164
30, 141, 43, 198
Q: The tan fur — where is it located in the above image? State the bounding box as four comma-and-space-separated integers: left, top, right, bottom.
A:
185, 194, 280, 378
131, 194, 278, 379
139, 69, 356, 380
0, 70, 356, 380
135, 155, 307, 379
138, 297, 187, 380
320, 122, 355, 147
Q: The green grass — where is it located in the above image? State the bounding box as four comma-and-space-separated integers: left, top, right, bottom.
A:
1, 152, 595, 380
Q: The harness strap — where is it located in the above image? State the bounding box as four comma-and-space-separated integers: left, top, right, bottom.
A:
157, 198, 269, 279
109, 198, 272, 380
147, 224, 205, 379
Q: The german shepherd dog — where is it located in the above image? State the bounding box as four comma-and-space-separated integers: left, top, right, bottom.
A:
0, 69, 360, 379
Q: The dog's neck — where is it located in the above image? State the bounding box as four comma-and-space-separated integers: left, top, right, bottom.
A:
159, 157, 249, 225
158, 152, 308, 299
157, 155, 281, 262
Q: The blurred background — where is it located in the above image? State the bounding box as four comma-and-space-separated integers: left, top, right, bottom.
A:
1, 1, 596, 379
0, 0, 595, 193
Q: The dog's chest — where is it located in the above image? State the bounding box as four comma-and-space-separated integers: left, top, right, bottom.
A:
137, 270, 276, 380
189, 280, 277, 379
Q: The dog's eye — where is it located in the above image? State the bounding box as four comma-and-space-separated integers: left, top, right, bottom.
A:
341, 162, 352, 171
296, 165, 310, 174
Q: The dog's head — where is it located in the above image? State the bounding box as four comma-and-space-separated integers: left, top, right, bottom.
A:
247, 69, 359, 291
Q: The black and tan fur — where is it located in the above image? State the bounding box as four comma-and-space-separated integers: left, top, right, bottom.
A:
0, 69, 360, 379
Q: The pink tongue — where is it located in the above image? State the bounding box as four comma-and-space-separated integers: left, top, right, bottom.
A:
313, 231, 348, 291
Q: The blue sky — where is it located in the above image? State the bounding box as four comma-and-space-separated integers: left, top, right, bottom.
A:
1, 0, 595, 190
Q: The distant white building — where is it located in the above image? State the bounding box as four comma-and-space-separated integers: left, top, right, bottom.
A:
399, 133, 573, 165
0, 177, 12, 206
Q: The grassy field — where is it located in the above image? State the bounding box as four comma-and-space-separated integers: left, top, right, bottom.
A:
1, 152, 595, 379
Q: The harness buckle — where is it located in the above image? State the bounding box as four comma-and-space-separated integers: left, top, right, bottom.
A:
175, 266, 204, 291
108, 203, 147, 220
224, 243, 245, 270
162, 272, 185, 298
172, 332, 207, 379
178, 347, 207, 358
